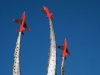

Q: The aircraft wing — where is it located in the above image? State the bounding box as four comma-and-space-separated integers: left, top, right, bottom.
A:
24, 22, 30, 31
58, 46, 64, 50
66, 49, 71, 55
58, 46, 70, 55
13, 19, 22, 25
41, 9, 47, 14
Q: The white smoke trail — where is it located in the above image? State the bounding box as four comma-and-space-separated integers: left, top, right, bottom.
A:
47, 18, 57, 75
61, 57, 65, 75
12, 32, 21, 75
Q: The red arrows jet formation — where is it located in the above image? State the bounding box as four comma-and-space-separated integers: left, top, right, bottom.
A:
41, 6, 54, 19
58, 38, 70, 59
13, 12, 30, 35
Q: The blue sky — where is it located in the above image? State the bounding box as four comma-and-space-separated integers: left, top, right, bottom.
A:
0, 0, 100, 75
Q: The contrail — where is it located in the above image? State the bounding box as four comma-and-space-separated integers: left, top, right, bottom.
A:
61, 57, 65, 75
47, 18, 57, 75
12, 32, 21, 75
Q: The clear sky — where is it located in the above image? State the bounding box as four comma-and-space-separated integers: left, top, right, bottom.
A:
0, 0, 100, 75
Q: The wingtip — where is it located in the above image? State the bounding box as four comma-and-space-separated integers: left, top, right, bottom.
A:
40, 8, 43, 11
13, 19, 15, 21
58, 46, 60, 48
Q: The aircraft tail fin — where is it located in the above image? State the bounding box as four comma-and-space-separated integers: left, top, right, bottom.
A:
21, 31, 24, 35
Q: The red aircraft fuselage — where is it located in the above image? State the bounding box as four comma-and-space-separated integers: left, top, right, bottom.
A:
58, 38, 70, 59
41, 6, 54, 19
13, 12, 30, 35
19, 12, 25, 32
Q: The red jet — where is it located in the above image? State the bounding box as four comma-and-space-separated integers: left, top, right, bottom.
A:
13, 12, 30, 35
41, 6, 54, 19
58, 38, 70, 59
